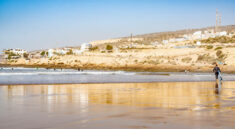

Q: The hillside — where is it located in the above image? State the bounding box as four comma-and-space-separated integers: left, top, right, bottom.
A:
90, 25, 235, 46
2, 25, 235, 73
131, 25, 235, 42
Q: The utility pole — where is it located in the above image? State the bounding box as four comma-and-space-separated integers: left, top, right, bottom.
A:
130, 33, 133, 43
219, 13, 221, 31
216, 8, 218, 32
215, 9, 221, 33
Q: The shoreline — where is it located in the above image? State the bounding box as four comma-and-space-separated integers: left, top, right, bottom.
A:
1, 81, 235, 86
1, 63, 235, 74
0, 70, 235, 85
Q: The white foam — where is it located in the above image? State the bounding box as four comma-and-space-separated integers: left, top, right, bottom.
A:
0, 71, 136, 76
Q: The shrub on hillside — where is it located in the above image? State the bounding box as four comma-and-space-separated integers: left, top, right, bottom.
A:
206, 45, 213, 49
7, 52, 19, 60
214, 46, 222, 50
106, 45, 113, 51
216, 50, 226, 61
66, 49, 73, 55
23, 53, 29, 58
90, 46, 99, 51
40, 51, 45, 56
197, 54, 215, 64
202, 36, 235, 43
216, 50, 222, 57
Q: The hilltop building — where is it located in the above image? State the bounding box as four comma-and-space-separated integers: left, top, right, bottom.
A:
81, 43, 92, 51
3, 48, 27, 55
3, 48, 27, 59
160, 29, 229, 45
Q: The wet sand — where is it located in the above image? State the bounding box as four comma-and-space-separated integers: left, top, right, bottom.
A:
1, 82, 235, 129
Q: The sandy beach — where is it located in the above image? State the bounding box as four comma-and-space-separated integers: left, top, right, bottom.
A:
1, 1, 235, 129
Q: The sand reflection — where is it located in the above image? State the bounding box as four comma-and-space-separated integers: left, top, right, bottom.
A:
4, 82, 235, 109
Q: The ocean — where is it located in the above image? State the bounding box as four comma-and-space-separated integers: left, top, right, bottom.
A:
0, 67, 235, 85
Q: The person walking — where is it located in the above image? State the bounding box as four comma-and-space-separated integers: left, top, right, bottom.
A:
213, 64, 221, 84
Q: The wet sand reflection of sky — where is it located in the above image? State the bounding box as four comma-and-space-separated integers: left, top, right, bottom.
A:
2, 82, 235, 110
1, 82, 235, 129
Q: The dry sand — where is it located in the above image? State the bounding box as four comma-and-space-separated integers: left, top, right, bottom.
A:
2, 47, 235, 73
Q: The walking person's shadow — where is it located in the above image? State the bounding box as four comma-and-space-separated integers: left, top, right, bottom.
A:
215, 82, 222, 95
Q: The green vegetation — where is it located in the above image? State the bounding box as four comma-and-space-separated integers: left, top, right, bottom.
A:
7, 52, 19, 60
216, 50, 226, 61
197, 54, 215, 64
40, 51, 45, 56
216, 50, 222, 57
90, 46, 99, 51
23, 53, 29, 59
66, 49, 73, 55
106, 44, 113, 51
7, 56, 11, 60
206, 45, 213, 49
214, 46, 223, 50
201, 36, 235, 43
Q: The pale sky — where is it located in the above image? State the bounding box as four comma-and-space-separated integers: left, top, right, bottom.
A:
0, 0, 235, 52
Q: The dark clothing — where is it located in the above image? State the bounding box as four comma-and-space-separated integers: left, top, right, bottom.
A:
215, 72, 219, 79
213, 66, 221, 79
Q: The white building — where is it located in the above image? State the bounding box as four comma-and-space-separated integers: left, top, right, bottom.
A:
81, 43, 92, 51
219, 31, 227, 36
192, 31, 202, 40
48, 49, 54, 58
73, 49, 83, 55
183, 34, 190, 40
196, 41, 201, 46
175, 38, 185, 42
48, 48, 74, 57
14, 49, 27, 55
151, 41, 159, 46
4, 48, 27, 55
55, 49, 69, 55
162, 40, 169, 44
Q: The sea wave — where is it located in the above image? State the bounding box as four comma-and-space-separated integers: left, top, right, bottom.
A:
0, 71, 136, 76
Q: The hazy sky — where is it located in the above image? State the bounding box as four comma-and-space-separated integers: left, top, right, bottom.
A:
0, 0, 235, 52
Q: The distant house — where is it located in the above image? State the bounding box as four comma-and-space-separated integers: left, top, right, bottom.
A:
48, 49, 54, 57
3, 48, 27, 59
13, 49, 27, 55
162, 40, 169, 44
151, 41, 159, 46
196, 41, 201, 46
219, 31, 227, 36
81, 43, 92, 51
193, 31, 202, 35
175, 38, 185, 42
73, 49, 83, 55
29, 53, 41, 59
47, 48, 73, 57
3, 48, 27, 55
192, 31, 202, 40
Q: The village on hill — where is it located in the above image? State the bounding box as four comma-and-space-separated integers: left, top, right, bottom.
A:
1, 25, 235, 73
